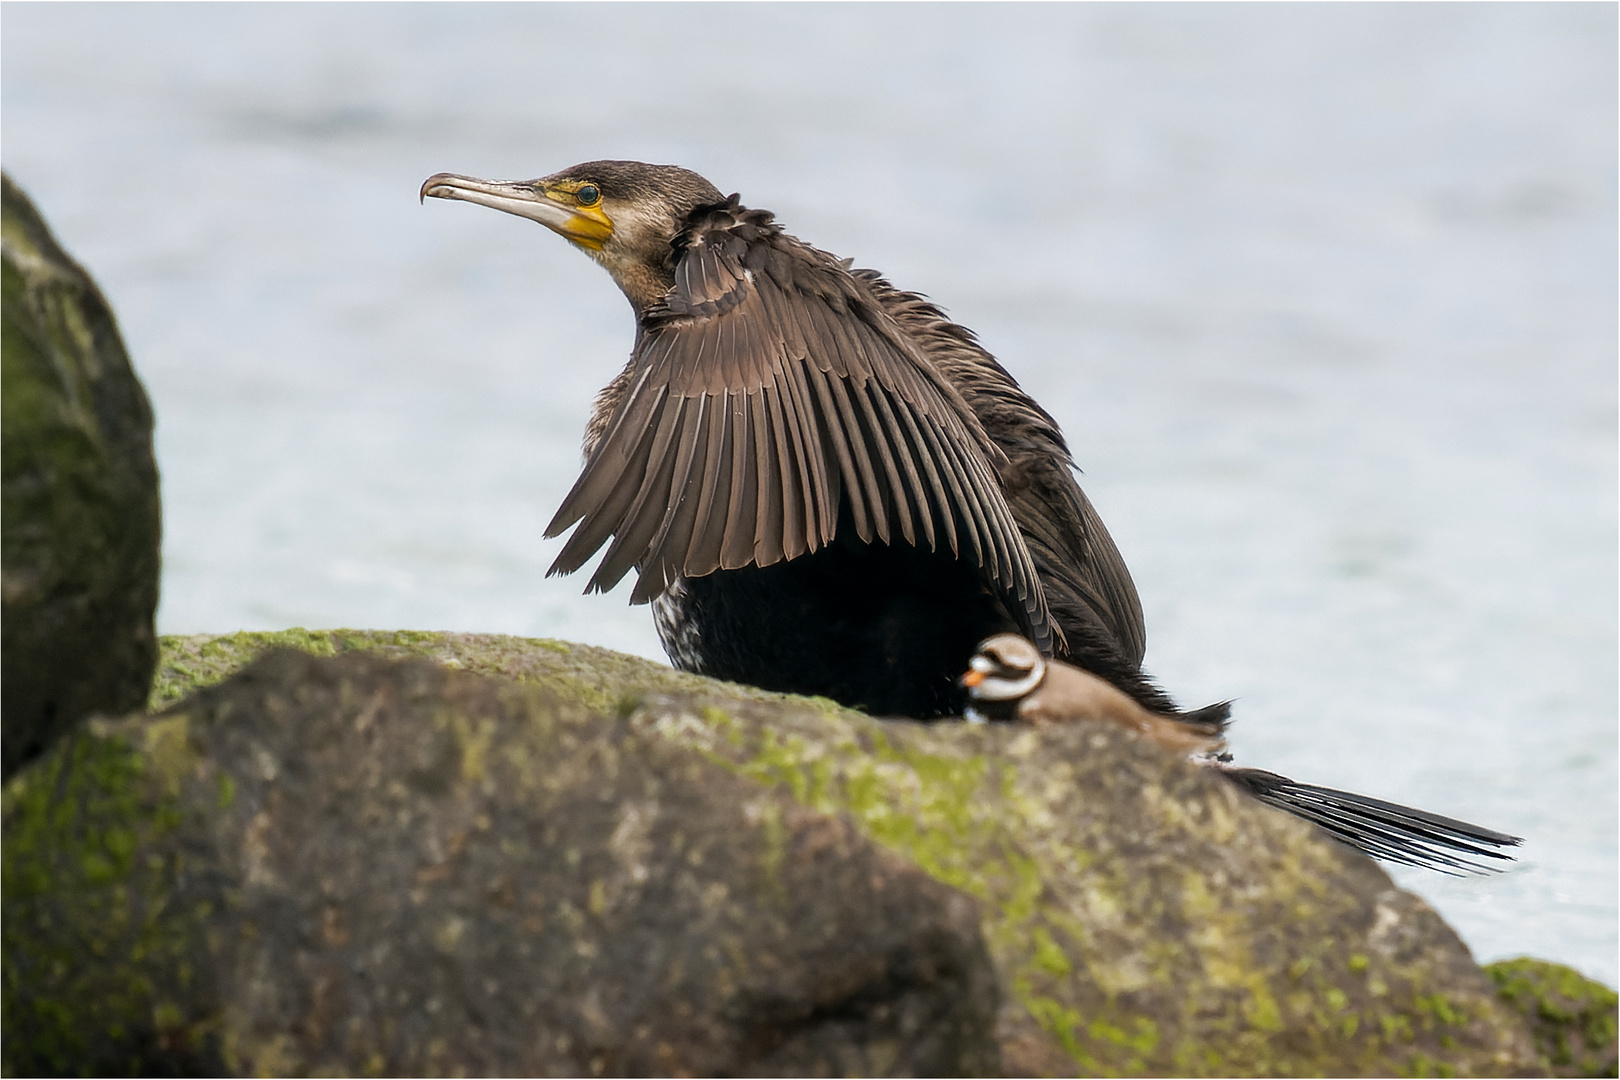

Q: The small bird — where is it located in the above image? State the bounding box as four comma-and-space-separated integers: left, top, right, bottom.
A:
422, 161, 1216, 721
962, 634, 1522, 874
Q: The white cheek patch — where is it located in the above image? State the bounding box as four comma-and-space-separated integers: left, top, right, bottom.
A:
592, 200, 670, 273
615, 201, 668, 244
977, 669, 1043, 702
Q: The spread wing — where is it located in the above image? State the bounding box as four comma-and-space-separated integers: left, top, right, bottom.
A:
543, 212, 1053, 651
849, 271, 1148, 666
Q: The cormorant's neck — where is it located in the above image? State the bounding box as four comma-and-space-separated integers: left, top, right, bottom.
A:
625, 266, 676, 319
582, 249, 672, 319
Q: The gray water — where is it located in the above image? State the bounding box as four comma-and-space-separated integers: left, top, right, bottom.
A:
5, 3, 1614, 986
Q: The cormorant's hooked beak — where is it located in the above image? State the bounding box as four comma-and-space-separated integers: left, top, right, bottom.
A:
419, 173, 613, 251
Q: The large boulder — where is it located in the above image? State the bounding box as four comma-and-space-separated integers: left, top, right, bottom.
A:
1, 173, 161, 780
3, 630, 1551, 1076
4, 648, 998, 1076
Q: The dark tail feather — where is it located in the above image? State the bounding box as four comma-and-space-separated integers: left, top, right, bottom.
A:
1217, 767, 1521, 875
1177, 700, 1233, 734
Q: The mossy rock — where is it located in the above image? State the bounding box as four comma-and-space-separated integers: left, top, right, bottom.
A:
5, 630, 1551, 1076
147, 628, 719, 717
1487, 958, 1618, 1077
5, 648, 1000, 1075
1, 173, 161, 780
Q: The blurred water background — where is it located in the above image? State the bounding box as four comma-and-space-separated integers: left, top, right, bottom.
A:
4, 3, 1614, 984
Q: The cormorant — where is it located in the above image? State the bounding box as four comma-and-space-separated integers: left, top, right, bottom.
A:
962, 634, 1522, 873
423, 160, 1205, 721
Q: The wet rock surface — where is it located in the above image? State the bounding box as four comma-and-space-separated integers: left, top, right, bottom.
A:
5, 630, 1561, 1076
0, 173, 160, 780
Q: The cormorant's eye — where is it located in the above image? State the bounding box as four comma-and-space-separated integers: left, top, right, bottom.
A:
576, 184, 601, 207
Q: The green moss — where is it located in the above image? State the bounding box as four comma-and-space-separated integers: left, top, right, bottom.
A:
1487, 957, 1618, 1076
1381, 1012, 1416, 1042
150, 630, 726, 717
2, 724, 211, 1074
150, 630, 338, 708
1032, 927, 1073, 977
1414, 992, 1464, 1027
1400, 1051, 1459, 1078
753, 798, 789, 909
1023, 994, 1098, 1073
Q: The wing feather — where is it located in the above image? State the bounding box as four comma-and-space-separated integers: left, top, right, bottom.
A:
780, 349, 841, 543
749, 391, 787, 565
548, 383, 667, 573
883, 396, 940, 551
802, 360, 873, 542
761, 381, 808, 559
632, 394, 710, 601
721, 391, 757, 569
853, 379, 915, 546
548, 215, 1052, 646
754, 269, 806, 360
800, 286, 853, 378
820, 360, 890, 544
932, 423, 994, 575
584, 395, 689, 592
675, 251, 702, 311
902, 398, 972, 559
548, 344, 669, 537
685, 391, 734, 575
761, 279, 836, 538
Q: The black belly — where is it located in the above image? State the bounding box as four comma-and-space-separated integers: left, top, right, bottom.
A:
651, 529, 1019, 718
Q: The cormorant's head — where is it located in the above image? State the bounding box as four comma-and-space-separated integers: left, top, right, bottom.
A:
421, 160, 724, 314
959, 634, 1046, 723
